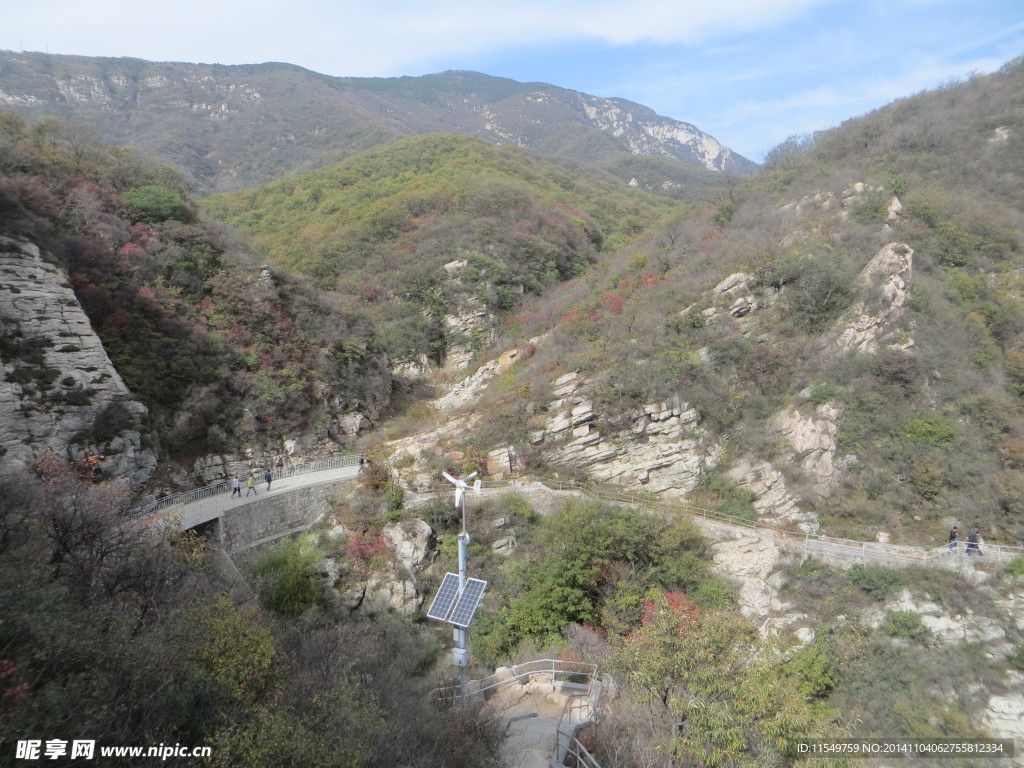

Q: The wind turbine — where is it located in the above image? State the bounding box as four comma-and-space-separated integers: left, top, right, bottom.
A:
442, 470, 481, 529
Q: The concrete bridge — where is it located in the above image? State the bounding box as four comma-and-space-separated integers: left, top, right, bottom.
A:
132, 456, 363, 553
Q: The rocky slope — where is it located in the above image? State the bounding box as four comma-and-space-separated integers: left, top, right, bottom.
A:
0, 236, 156, 484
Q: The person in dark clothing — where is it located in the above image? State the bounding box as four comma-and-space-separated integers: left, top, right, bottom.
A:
967, 527, 982, 556
948, 525, 959, 552
264, 469, 272, 491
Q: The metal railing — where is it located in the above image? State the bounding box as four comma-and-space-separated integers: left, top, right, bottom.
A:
554, 673, 605, 768
429, 659, 605, 768
131, 458, 1024, 569
429, 658, 597, 702
927, 541, 1023, 566
127, 454, 364, 519
463, 476, 1024, 569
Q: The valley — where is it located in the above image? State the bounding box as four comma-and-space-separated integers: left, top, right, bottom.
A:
1, 51, 1024, 766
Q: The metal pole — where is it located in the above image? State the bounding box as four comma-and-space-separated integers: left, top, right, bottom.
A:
456, 493, 469, 699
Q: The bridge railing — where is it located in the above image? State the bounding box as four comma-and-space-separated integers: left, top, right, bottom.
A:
926, 541, 1024, 566
127, 454, 364, 519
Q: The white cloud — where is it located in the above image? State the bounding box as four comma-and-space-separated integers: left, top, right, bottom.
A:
1, 0, 840, 76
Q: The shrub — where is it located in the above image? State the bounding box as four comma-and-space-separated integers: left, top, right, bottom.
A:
385, 482, 404, 512
1012, 643, 1024, 671
909, 455, 944, 500
691, 473, 757, 521
902, 413, 956, 445
809, 382, 839, 406
848, 563, 901, 600
420, 499, 459, 531
251, 534, 329, 617
498, 493, 534, 522
881, 610, 933, 645
1003, 556, 1024, 580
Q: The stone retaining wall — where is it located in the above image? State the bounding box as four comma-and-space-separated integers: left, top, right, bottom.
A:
219, 479, 350, 552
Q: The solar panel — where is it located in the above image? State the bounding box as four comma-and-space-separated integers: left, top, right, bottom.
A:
426, 572, 461, 621
449, 578, 487, 628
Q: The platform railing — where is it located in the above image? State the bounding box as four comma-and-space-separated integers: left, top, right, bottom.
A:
428, 658, 597, 702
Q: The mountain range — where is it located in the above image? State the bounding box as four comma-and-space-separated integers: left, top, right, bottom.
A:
3, 46, 1024, 763
0, 51, 754, 195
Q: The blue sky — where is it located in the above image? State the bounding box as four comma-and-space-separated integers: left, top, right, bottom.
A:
2, 0, 1022, 161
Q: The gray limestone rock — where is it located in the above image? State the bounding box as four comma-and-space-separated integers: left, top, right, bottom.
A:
0, 237, 156, 485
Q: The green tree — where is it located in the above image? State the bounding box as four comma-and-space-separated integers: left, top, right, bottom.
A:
609, 593, 847, 767
122, 184, 190, 223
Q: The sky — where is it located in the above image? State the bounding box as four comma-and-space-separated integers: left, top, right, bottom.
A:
2, 0, 1022, 162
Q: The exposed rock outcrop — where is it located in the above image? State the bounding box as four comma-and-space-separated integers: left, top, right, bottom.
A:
863, 588, 1011, 650
835, 242, 914, 352
725, 457, 818, 532
322, 518, 436, 617
709, 529, 788, 622
538, 377, 714, 495
771, 402, 845, 498
383, 518, 435, 573
0, 237, 156, 484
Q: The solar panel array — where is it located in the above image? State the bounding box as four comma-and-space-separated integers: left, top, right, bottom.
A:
426, 572, 461, 621
449, 578, 487, 628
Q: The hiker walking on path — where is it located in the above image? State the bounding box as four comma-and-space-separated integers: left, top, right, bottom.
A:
231, 477, 241, 497
949, 525, 959, 552
264, 469, 272, 492
246, 475, 258, 496
967, 526, 982, 556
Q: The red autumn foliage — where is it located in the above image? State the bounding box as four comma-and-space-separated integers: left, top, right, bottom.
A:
602, 292, 626, 316
346, 530, 394, 571
130, 221, 153, 246
641, 591, 700, 631
561, 309, 603, 324
102, 308, 133, 333
120, 242, 145, 259
640, 272, 663, 287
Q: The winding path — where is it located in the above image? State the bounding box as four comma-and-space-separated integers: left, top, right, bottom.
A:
139, 460, 1022, 569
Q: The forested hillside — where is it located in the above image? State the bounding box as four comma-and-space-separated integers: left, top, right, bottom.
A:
0, 110, 391, 469
340, 57, 1024, 550
3, 47, 1024, 768
202, 133, 685, 365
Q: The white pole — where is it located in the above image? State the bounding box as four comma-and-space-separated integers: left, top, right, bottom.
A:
456, 492, 470, 699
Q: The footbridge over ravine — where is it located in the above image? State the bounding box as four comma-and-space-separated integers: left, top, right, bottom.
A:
131, 456, 364, 553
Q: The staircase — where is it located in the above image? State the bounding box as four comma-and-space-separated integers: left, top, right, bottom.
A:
431, 659, 603, 768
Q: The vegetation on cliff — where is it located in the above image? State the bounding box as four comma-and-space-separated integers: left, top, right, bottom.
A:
0, 111, 391, 457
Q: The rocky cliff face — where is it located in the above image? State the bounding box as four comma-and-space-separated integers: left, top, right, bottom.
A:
0, 237, 156, 484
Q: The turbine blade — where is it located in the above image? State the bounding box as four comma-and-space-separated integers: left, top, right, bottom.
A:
442, 472, 457, 484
